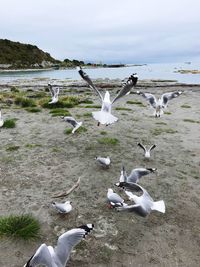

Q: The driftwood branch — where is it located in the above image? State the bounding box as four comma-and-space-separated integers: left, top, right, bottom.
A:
52, 177, 81, 198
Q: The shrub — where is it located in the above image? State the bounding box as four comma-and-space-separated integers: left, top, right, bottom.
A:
26, 107, 41, 113
15, 96, 36, 107
3, 119, 16, 128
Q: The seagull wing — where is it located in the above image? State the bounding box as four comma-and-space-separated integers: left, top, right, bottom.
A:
112, 74, 138, 104
48, 84, 54, 97
54, 87, 60, 98
137, 143, 146, 152
108, 192, 124, 205
137, 91, 157, 108
24, 243, 53, 267
161, 91, 182, 107
119, 166, 128, 182
64, 116, 78, 127
117, 204, 148, 217
78, 67, 103, 101
54, 225, 93, 266
149, 144, 156, 152
129, 168, 154, 180
125, 183, 153, 202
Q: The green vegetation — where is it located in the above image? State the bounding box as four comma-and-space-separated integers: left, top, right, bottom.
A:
155, 122, 167, 125
10, 87, 19, 93
40, 96, 80, 109
0, 214, 40, 240
126, 100, 145, 106
49, 109, 71, 117
115, 107, 132, 111
97, 137, 119, 145
6, 145, 20, 152
26, 107, 41, 113
100, 131, 107, 135
3, 119, 16, 128
25, 144, 42, 148
64, 128, 73, 135
183, 119, 200, 124
181, 104, 191, 108
164, 112, 172, 115
64, 126, 87, 135
83, 105, 101, 109
80, 99, 94, 104
0, 39, 59, 69
15, 96, 36, 107
151, 127, 177, 136
82, 112, 92, 117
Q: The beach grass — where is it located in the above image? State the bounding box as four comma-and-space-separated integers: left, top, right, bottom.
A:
97, 137, 119, 145
151, 127, 177, 136
15, 96, 36, 107
25, 107, 41, 113
183, 119, 200, 124
49, 109, 71, 117
0, 214, 40, 240
181, 104, 191, 108
126, 100, 145, 106
115, 107, 132, 111
3, 118, 16, 128
6, 145, 20, 152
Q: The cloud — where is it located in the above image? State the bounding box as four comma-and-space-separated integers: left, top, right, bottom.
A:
0, 0, 200, 63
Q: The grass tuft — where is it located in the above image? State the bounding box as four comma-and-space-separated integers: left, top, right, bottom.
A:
3, 119, 16, 128
183, 119, 200, 124
0, 214, 40, 240
126, 100, 145, 106
100, 131, 107, 135
181, 104, 191, 108
6, 145, 20, 152
83, 105, 101, 109
115, 107, 132, 111
49, 109, 71, 117
40, 96, 80, 109
97, 137, 119, 145
64, 126, 87, 135
151, 127, 177, 136
15, 97, 36, 107
26, 107, 41, 113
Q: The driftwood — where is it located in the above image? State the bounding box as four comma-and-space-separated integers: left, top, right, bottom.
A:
52, 177, 81, 198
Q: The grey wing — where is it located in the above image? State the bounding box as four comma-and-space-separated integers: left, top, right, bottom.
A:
112, 74, 138, 104
78, 67, 103, 100
54, 228, 90, 266
117, 204, 148, 217
25, 244, 53, 267
64, 116, 77, 127
109, 192, 124, 205
138, 143, 146, 152
54, 87, 60, 97
149, 144, 156, 151
161, 91, 182, 107
137, 91, 157, 108
129, 168, 152, 181
119, 166, 127, 182
55, 203, 66, 213
48, 84, 54, 97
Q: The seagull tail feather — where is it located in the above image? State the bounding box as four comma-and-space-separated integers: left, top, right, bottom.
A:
151, 200, 165, 213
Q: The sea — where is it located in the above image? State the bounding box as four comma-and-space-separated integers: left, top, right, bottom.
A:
0, 61, 200, 84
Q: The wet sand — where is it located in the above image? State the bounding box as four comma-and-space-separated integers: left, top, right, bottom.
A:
0, 79, 200, 267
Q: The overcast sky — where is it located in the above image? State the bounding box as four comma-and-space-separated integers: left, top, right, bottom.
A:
0, 0, 200, 63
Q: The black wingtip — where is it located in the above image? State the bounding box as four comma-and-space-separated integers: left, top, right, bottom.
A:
78, 223, 94, 235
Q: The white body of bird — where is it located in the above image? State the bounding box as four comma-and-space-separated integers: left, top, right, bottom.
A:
0, 109, 4, 128
95, 156, 111, 167
52, 200, 72, 214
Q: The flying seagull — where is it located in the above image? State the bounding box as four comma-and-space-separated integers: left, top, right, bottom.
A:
107, 188, 127, 208
136, 90, 183, 117
0, 109, 4, 128
48, 83, 60, 104
78, 67, 138, 125
23, 224, 94, 267
95, 156, 111, 168
52, 200, 72, 214
116, 183, 165, 217
61, 116, 83, 134
115, 166, 156, 186
137, 143, 156, 159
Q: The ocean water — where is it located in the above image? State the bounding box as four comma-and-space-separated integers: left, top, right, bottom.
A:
0, 62, 200, 84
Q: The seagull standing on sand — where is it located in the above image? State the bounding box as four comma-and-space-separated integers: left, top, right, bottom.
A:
24, 224, 94, 267
137, 143, 156, 159
48, 83, 60, 104
78, 67, 138, 125
95, 156, 111, 168
61, 116, 83, 134
136, 90, 183, 117
116, 183, 165, 217
52, 200, 72, 214
0, 109, 4, 128
107, 188, 127, 208
115, 166, 157, 185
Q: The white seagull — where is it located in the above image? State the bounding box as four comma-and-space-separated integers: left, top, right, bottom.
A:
0, 109, 4, 128
61, 116, 83, 134
115, 166, 156, 185
107, 188, 127, 208
95, 156, 111, 168
137, 143, 156, 159
52, 200, 72, 214
48, 83, 60, 104
78, 67, 138, 125
23, 224, 94, 267
136, 90, 183, 117
116, 183, 165, 217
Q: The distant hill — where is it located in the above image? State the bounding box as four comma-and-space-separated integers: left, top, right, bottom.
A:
0, 39, 60, 69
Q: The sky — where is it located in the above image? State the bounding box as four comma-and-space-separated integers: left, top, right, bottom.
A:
0, 0, 200, 64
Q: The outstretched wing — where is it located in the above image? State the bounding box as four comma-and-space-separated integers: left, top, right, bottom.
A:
137, 143, 146, 152
161, 91, 182, 107
54, 87, 60, 97
117, 204, 148, 217
55, 224, 94, 266
77, 67, 103, 101
112, 74, 138, 104
48, 83, 54, 97
137, 91, 157, 108
63, 116, 78, 127
149, 144, 156, 152
24, 243, 53, 267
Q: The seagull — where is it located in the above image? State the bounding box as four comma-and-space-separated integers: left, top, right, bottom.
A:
116, 183, 165, 217
78, 67, 138, 125
95, 156, 111, 168
137, 143, 156, 159
48, 83, 60, 104
115, 166, 157, 185
107, 188, 127, 208
136, 90, 183, 117
52, 200, 72, 214
23, 224, 94, 267
61, 116, 83, 134
0, 109, 4, 128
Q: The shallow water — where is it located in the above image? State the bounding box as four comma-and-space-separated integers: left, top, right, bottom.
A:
0, 61, 200, 84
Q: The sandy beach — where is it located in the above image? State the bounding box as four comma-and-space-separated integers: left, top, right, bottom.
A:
0, 78, 200, 267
